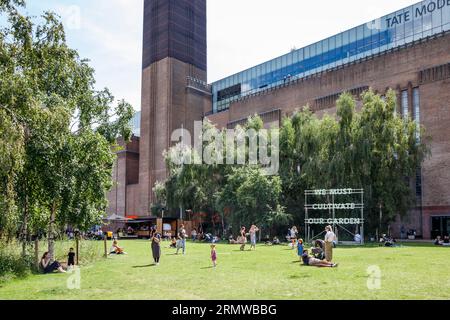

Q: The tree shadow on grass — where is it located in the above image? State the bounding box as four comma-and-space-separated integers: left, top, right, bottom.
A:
132, 264, 156, 269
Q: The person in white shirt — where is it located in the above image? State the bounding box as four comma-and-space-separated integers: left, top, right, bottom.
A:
354, 233, 362, 244
324, 225, 336, 262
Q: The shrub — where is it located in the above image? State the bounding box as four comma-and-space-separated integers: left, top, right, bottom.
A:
0, 240, 32, 282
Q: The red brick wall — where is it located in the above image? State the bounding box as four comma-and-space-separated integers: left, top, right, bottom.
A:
207, 34, 450, 239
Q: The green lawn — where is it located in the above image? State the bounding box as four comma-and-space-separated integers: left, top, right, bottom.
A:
0, 240, 449, 300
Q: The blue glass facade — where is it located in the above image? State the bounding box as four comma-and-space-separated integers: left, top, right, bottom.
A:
211, 0, 450, 113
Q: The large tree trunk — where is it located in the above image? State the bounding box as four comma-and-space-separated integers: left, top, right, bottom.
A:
48, 202, 57, 262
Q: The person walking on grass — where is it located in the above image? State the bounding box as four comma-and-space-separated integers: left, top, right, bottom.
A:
151, 233, 161, 265
239, 226, 247, 251
290, 226, 298, 249
249, 225, 259, 251
211, 244, 217, 268
324, 225, 336, 262
178, 224, 187, 255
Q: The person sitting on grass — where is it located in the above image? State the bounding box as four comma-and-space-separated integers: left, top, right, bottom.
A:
380, 234, 397, 247
110, 240, 126, 255
272, 237, 281, 245
170, 237, 177, 249
434, 236, 443, 246
191, 229, 198, 242
40, 252, 67, 274
228, 235, 237, 244
443, 235, 450, 246
301, 250, 338, 268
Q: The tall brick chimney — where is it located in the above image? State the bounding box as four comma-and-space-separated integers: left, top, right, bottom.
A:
138, 0, 210, 216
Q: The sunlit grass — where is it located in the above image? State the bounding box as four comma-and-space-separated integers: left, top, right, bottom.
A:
0, 240, 449, 300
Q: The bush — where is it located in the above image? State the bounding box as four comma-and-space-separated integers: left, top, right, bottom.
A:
0, 238, 103, 283
0, 240, 32, 282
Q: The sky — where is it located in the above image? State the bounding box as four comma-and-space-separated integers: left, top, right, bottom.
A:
14, 0, 420, 111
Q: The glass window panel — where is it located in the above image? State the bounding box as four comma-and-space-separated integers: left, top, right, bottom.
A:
281, 55, 287, 68
304, 46, 310, 59
413, 88, 420, 124
432, 5, 442, 31
276, 57, 282, 69
298, 48, 304, 62
342, 30, 349, 45
294, 49, 300, 63
310, 43, 316, 57
287, 52, 293, 66
322, 39, 329, 52
413, 11, 423, 35
349, 27, 357, 43
444, 4, 450, 27
357, 25, 364, 40
270, 59, 276, 72
316, 41, 322, 55
402, 90, 409, 118
329, 36, 336, 51
413, 88, 420, 140
423, 14, 432, 31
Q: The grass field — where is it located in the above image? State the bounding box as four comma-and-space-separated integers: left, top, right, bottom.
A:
0, 240, 449, 300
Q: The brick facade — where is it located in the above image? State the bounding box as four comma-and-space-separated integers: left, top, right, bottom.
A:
205, 33, 450, 239
107, 1, 450, 239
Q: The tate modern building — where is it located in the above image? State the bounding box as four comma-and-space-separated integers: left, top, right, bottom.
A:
108, 0, 450, 240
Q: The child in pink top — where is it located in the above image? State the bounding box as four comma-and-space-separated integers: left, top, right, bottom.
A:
211, 244, 217, 268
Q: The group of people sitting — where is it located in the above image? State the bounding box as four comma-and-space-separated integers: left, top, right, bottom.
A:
434, 235, 450, 246
299, 239, 338, 268
379, 234, 398, 247
40, 248, 76, 274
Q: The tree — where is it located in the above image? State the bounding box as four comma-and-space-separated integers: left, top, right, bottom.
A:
218, 166, 288, 235
0, 1, 133, 259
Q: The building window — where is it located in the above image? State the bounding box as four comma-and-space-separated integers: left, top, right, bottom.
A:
416, 167, 423, 199
413, 87, 420, 140
401, 90, 409, 118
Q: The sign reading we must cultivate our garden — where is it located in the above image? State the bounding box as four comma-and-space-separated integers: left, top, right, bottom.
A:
304, 189, 364, 225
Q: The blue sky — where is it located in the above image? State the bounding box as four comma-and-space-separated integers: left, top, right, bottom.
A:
12, 0, 419, 111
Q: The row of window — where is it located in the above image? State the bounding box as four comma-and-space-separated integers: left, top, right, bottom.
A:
212, 0, 449, 113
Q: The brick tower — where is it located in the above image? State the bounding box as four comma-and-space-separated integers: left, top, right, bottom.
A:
138, 0, 211, 215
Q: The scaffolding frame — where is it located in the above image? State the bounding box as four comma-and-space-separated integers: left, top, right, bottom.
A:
304, 189, 364, 245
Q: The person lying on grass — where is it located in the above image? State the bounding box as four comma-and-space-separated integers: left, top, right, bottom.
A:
301, 250, 338, 268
